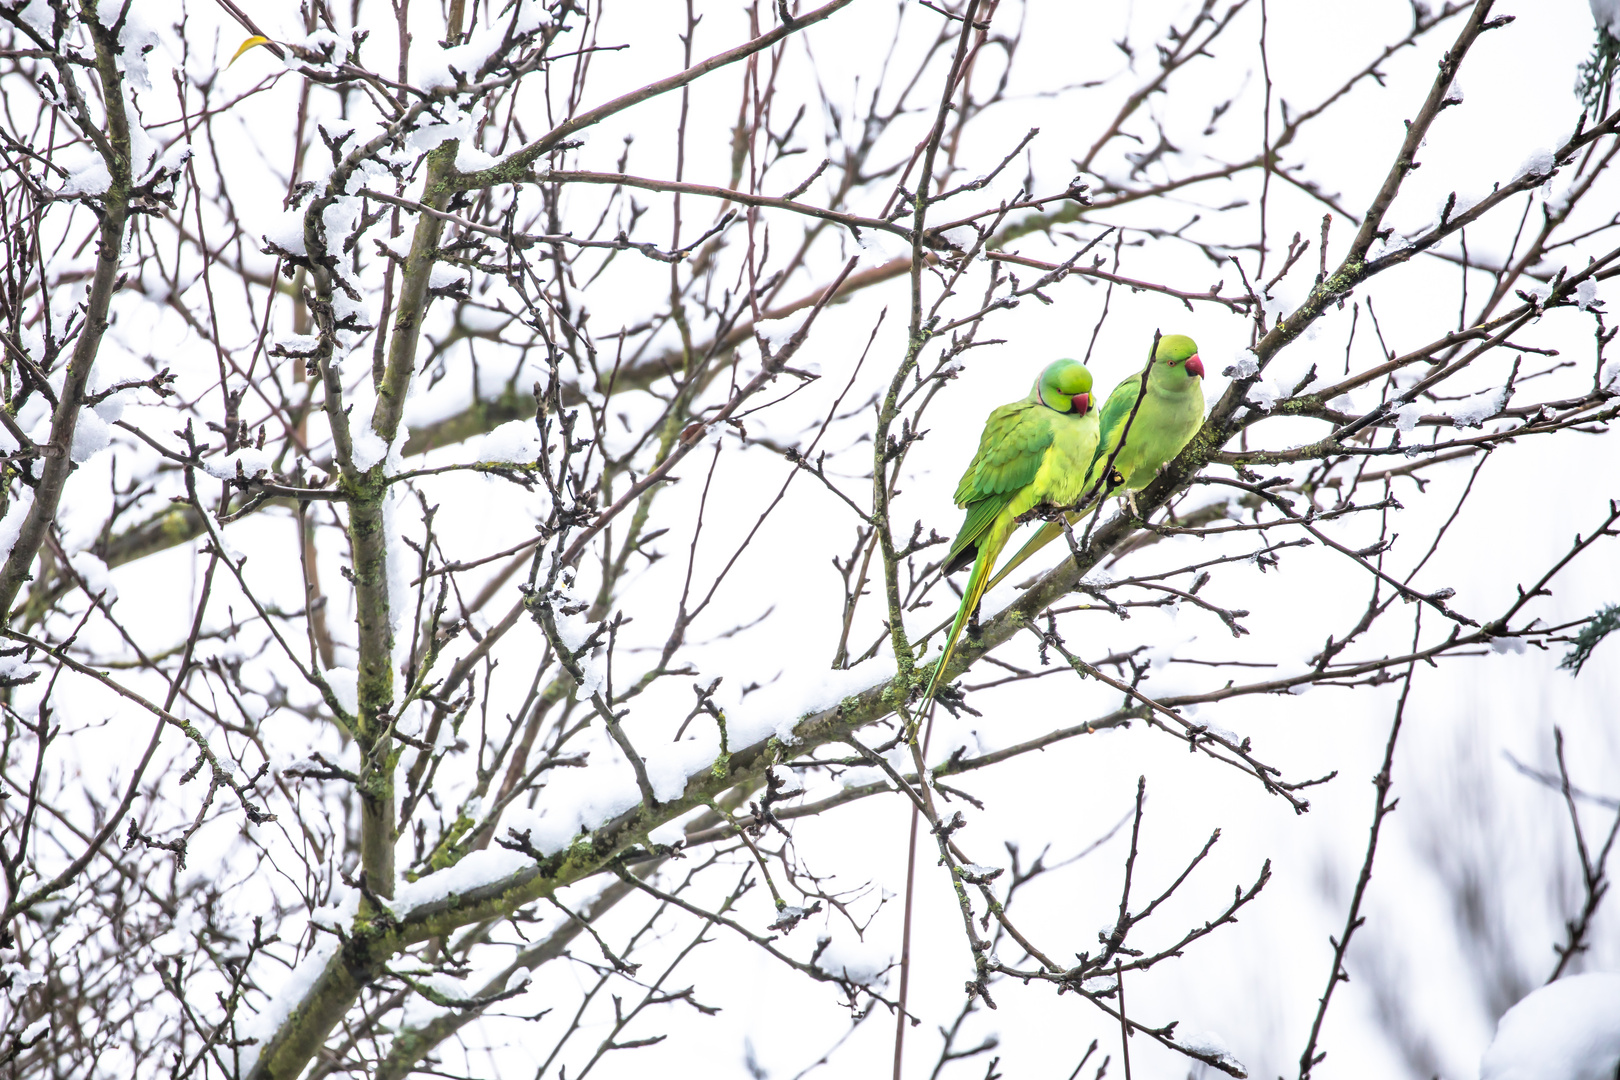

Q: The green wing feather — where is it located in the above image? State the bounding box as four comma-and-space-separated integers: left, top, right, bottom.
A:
955, 400, 1054, 501
943, 400, 1052, 573
1088, 376, 1143, 486
945, 497, 1010, 572
1091, 361, 1204, 490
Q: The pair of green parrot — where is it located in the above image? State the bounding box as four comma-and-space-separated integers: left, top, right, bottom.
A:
924, 334, 1205, 700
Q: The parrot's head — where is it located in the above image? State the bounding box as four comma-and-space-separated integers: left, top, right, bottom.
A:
1035, 359, 1094, 415
1156, 334, 1203, 381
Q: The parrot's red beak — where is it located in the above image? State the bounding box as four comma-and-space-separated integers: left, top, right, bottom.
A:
1185, 354, 1204, 378
1074, 392, 1091, 415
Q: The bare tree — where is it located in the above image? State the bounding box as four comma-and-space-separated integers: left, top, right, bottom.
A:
0, 1, 1617, 1078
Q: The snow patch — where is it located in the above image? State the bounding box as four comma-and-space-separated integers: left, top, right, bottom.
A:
0, 488, 36, 563
1521, 280, 1553, 306
1479, 972, 1620, 1080
59, 158, 111, 198
261, 205, 309, 257
1222, 356, 1259, 380
0, 652, 29, 684
1449, 387, 1507, 428
1516, 148, 1556, 182
414, 6, 553, 90
814, 934, 889, 988
3, 963, 44, 993
204, 447, 274, 480
725, 649, 899, 747
647, 806, 707, 847
1081, 566, 1116, 588
415, 971, 479, 1002
1395, 401, 1424, 432
1592, 0, 1620, 37
272, 333, 322, 358
755, 310, 810, 350
383, 486, 413, 678
114, 5, 166, 93
644, 738, 722, 804
234, 935, 342, 1076
16, 0, 51, 38
1178, 1030, 1247, 1075
1602, 359, 1620, 391
67, 550, 117, 603
501, 770, 642, 858
323, 667, 359, 715
295, 28, 342, 66
407, 104, 479, 154
455, 141, 499, 171
350, 421, 391, 474
1262, 294, 1289, 327
477, 419, 543, 464
70, 408, 111, 462
321, 196, 363, 259
429, 264, 470, 292
552, 595, 606, 697
1577, 279, 1599, 311
92, 390, 131, 425
854, 227, 909, 270
1247, 376, 1283, 412
387, 846, 535, 918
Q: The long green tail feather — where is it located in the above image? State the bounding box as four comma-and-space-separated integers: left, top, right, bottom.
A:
984, 517, 1068, 594
924, 543, 996, 701
983, 479, 1124, 595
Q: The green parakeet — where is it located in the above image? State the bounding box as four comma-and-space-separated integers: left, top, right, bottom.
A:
923, 358, 1098, 701
986, 334, 1205, 593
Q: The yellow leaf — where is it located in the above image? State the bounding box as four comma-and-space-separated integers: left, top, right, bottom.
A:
228, 36, 273, 67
